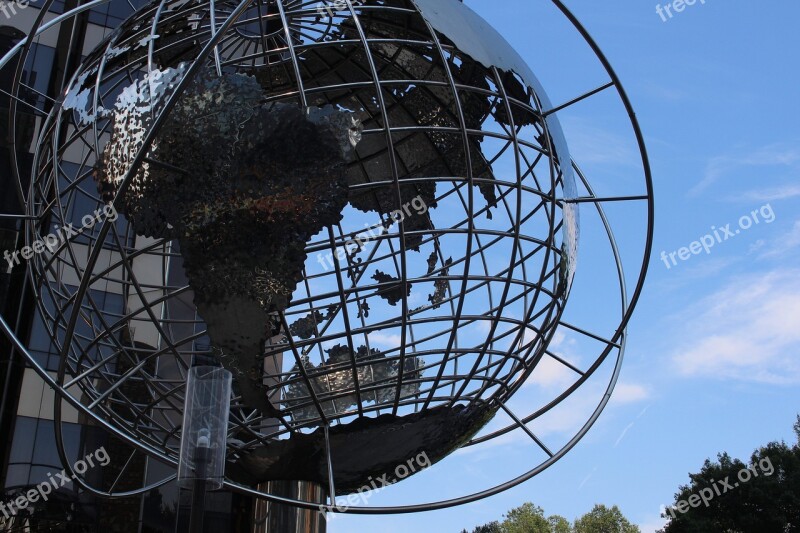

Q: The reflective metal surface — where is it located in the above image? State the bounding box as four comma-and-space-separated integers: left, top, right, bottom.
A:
253, 480, 327, 533
0, 0, 654, 515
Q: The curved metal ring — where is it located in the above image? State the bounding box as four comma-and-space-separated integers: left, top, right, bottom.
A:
0, 0, 653, 511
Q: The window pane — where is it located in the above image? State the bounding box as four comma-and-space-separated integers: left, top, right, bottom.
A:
8, 416, 36, 463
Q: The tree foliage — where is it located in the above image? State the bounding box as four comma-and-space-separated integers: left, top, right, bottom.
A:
660, 415, 800, 533
574, 504, 640, 533
503, 502, 552, 533
549, 514, 573, 533
463, 502, 638, 533
464, 523, 502, 533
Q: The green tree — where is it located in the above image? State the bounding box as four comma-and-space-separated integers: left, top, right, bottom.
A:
549, 514, 572, 533
502, 502, 551, 533
463, 502, 637, 533
573, 504, 640, 533
461, 523, 502, 533
660, 416, 800, 533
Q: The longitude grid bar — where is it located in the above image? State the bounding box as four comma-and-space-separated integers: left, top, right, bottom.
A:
0, 0, 648, 512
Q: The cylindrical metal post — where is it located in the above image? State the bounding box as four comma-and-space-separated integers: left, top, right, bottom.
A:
252, 481, 328, 533
188, 440, 211, 532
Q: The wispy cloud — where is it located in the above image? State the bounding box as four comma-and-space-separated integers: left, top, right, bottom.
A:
561, 117, 639, 168
525, 353, 580, 389
578, 466, 598, 490
690, 142, 800, 197
749, 239, 767, 254
671, 269, 800, 383
366, 331, 402, 348
639, 81, 688, 102
611, 383, 651, 405
521, 379, 650, 440
614, 422, 636, 448
613, 404, 651, 448
734, 184, 800, 202
652, 256, 739, 293
758, 221, 800, 259
523, 330, 583, 389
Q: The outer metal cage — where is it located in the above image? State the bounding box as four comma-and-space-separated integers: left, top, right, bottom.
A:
0, 0, 653, 514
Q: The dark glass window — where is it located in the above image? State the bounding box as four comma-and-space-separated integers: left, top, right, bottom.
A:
54, 161, 136, 249
3, 464, 30, 490
31, 419, 82, 467
47, 0, 65, 15
7, 416, 36, 464
19, 42, 56, 109
88, 0, 150, 29
28, 284, 126, 371
5, 417, 82, 490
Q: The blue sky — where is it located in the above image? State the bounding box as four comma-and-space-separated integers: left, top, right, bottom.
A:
328, 1, 800, 531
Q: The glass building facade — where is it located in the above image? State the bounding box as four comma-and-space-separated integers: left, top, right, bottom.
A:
0, 2, 254, 530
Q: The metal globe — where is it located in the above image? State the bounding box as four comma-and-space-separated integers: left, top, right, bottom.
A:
6, 0, 651, 510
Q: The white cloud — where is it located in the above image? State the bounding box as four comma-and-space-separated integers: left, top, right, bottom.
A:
523, 329, 583, 389
474, 319, 493, 334
458, 380, 650, 461
690, 142, 800, 197
525, 353, 579, 389
366, 331, 402, 348
525, 388, 601, 438
758, 221, 800, 259
671, 269, 800, 383
611, 382, 650, 405
521, 380, 649, 440
653, 256, 740, 294
520, 329, 642, 397
735, 184, 800, 202
749, 239, 767, 254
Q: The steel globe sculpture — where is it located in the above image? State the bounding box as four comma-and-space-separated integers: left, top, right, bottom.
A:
0, 0, 653, 517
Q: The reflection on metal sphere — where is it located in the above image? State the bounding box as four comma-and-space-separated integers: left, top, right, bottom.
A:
14, 0, 651, 509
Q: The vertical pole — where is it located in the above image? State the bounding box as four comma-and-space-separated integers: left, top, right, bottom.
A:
188, 438, 211, 532
252, 481, 327, 533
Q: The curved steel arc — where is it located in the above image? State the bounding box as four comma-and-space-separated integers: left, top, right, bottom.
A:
43, 0, 260, 498
466, 162, 629, 447
0, 0, 654, 510
228, 0, 654, 510
0, 313, 177, 498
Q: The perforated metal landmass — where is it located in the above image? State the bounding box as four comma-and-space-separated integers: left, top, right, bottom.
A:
0, 0, 653, 512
